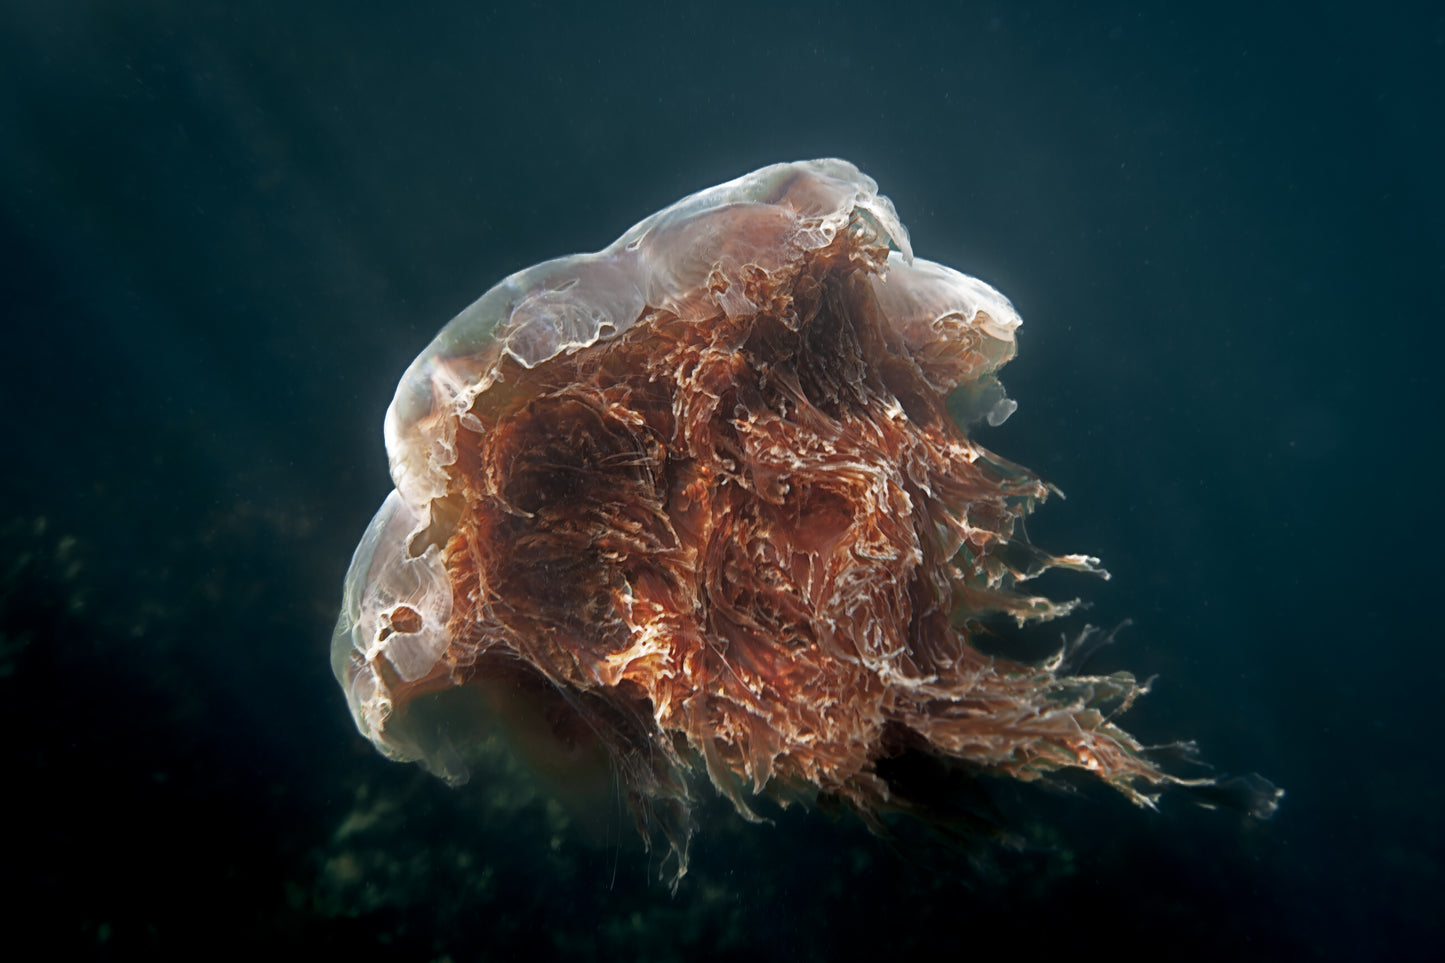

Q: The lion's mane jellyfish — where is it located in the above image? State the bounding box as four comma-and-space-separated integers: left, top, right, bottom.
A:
332, 159, 1280, 878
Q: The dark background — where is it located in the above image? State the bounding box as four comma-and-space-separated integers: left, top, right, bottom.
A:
2, 1, 1440, 959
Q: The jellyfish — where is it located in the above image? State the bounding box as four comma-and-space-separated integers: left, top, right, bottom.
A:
331, 159, 1280, 879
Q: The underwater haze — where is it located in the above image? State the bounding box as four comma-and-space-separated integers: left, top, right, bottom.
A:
1, 1, 1440, 960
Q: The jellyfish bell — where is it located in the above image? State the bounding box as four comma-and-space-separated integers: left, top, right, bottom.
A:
332, 159, 1280, 880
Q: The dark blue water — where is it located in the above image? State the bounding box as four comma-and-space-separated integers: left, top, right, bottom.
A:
2, 2, 1440, 959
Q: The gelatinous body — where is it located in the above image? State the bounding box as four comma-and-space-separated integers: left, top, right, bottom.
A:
332, 160, 1278, 877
